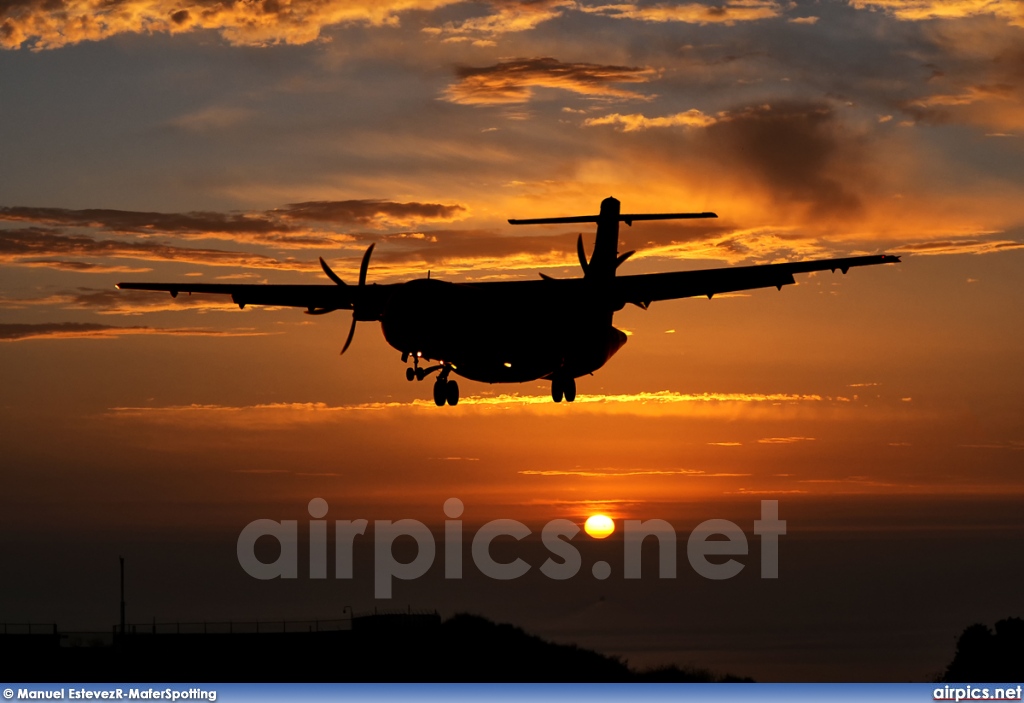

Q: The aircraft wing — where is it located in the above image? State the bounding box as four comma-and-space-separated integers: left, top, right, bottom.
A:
612, 254, 900, 308
117, 254, 899, 312
115, 282, 354, 312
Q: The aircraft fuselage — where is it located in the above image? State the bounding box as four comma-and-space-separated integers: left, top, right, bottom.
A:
379, 278, 628, 384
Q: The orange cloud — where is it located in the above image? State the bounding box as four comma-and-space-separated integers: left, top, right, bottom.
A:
580, 1, 784, 25
104, 391, 835, 428
0, 200, 466, 246
0, 228, 317, 271
12, 259, 152, 274
583, 109, 719, 131
849, 0, 1024, 26
274, 200, 467, 227
519, 468, 750, 477
441, 58, 657, 105
895, 238, 1024, 256
909, 84, 1015, 109
0, 0, 459, 50
426, 0, 572, 42
0, 287, 279, 316
0, 322, 270, 341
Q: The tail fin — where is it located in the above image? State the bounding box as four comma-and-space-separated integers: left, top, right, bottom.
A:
509, 197, 716, 280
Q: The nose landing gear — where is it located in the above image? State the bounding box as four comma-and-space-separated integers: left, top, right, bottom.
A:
404, 352, 434, 382
403, 352, 459, 406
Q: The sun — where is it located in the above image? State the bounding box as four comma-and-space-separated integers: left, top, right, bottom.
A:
584, 514, 615, 539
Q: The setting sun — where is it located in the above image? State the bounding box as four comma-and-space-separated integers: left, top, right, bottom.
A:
584, 514, 615, 539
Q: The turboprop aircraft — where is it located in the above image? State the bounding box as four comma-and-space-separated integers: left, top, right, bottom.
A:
117, 197, 900, 406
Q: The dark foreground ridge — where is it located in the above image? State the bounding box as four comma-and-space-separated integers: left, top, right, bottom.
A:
940, 617, 1024, 683
2, 612, 752, 682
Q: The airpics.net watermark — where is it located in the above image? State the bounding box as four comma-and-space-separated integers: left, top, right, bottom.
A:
236, 498, 786, 598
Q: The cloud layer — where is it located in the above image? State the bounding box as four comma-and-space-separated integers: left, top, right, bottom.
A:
0, 322, 268, 340
0, 0, 459, 50
442, 57, 657, 105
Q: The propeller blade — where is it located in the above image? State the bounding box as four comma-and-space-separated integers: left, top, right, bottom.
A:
340, 315, 357, 355
358, 244, 374, 287
615, 250, 636, 268
576, 234, 589, 273
319, 257, 345, 286
338, 244, 375, 355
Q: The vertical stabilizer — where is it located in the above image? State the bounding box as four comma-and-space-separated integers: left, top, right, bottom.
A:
507, 199, 717, 280
588, 197, 622, 281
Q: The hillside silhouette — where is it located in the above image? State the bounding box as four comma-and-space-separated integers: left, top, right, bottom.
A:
2, 612, 752, 682
940, 617, 1024, 682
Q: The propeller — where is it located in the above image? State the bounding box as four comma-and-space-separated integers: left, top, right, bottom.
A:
576, 234, 589, 274
319, 244, 374, 355
576, 233, 634, 277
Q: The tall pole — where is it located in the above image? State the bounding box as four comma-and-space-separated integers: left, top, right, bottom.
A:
119, 556, 125, 635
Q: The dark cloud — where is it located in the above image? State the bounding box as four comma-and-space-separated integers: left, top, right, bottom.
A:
0, 200, 467, 246
0, 322, 268, 341
704, 102, 864, 217
0, 205, 286, 235
275, 200, 466, 224
14, 259, 151, 273
0, 287, 256, 315
442, 57, 656, 105
0, 227, 313, 270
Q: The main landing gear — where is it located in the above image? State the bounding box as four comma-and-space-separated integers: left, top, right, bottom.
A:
432, 372, 459, 407
551, 376, 577, 403
402, 352, 459, 407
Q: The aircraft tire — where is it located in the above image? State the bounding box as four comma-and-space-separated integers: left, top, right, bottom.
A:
564, 377, 576, 403
406, 367, 415, 382
446, 380, 459, 406
433, 379, 447, 406
551, 379, 563, 403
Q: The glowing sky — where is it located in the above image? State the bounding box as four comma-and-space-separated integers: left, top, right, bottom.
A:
2, 0, 1023, 681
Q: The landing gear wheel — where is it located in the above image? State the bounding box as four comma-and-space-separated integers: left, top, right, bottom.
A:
551, 378, 563, 403
406, 367, 415, 382
564, 377, 577, 403
416, 368, 425, 381
446, 380, 459, 406
433, 379, 447, 407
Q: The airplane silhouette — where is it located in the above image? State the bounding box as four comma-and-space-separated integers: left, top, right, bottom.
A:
117, 197, 900, 406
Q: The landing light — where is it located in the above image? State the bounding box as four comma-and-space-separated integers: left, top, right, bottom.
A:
503, 362, 512, 368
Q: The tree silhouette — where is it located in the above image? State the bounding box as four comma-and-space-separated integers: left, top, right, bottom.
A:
942, 617, 1024, 682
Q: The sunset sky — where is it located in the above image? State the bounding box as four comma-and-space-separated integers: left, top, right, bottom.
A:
2, 0, 1023, 682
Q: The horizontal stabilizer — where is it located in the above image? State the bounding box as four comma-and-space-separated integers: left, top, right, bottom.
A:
509, 212, 717, 225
